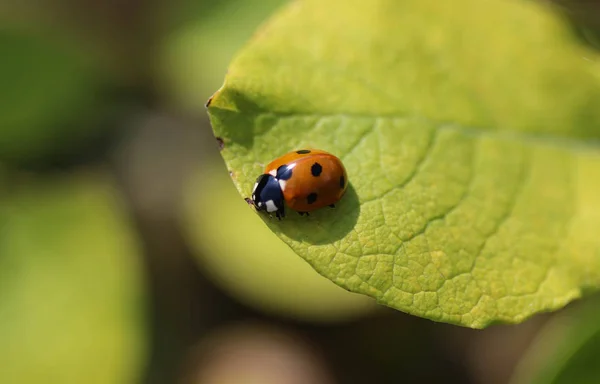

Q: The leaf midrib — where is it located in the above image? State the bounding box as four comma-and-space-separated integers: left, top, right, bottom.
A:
210, 103, 600, 153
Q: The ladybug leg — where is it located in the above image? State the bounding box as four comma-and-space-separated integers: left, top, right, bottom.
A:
298, 211, 310, 216
275, 206, 285, 220
329, 204, 336, 208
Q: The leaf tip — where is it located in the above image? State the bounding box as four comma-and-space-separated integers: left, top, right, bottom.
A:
205, 95, 213, 108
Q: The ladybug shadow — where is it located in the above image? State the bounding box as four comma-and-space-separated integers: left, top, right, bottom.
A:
268, 183, 360, 245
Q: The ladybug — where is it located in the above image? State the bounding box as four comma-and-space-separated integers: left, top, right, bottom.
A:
251, 149, 348, 219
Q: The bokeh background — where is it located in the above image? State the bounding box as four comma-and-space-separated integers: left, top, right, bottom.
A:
1, 1, 600, 383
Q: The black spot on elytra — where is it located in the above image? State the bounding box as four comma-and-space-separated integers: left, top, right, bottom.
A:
216, 137, 224, 150
311, 162, 322, 177
339, 175, 345, 189
296, 149, 311, 154
276, 164, 293, 180
307, 192, 318, 204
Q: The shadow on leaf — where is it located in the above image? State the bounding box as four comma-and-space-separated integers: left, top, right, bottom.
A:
262, 183, 360, 245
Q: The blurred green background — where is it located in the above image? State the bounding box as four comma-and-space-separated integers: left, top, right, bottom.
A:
1, 0, 600, 383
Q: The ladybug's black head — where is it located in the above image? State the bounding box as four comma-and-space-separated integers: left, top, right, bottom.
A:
251, 174, 285, 218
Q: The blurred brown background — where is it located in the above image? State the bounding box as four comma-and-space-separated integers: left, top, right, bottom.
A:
1, 1, 599, 383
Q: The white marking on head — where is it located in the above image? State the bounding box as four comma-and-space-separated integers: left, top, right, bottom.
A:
268, 169, 277, 176
256, 201, 263, 207
278, 179, 287, 191
265, 200, 278, 212
252, 182, 258, 193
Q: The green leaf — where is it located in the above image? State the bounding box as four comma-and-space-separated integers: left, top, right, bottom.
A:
511, 296, 600, 384
0, 171, 147, 383
207, 0, 600, 328
161, 0, 287, 110
0, 27, 118, 165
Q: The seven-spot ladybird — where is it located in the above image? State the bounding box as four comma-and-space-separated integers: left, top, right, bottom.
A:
251, 149, 348, 219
